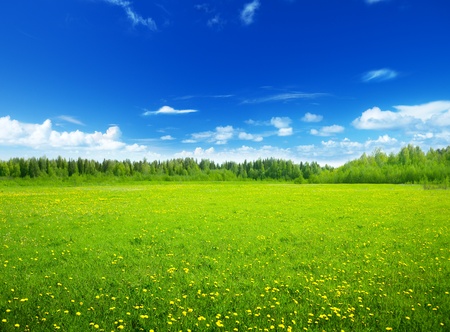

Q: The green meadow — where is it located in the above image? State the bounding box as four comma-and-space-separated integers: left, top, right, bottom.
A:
1, 183, 449, 331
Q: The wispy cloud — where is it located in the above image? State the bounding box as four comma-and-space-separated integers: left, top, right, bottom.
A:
310, 125, 345, 137
207, 15, 226, 29
245, 117, 293, 137
143, 106, 198, 115
238, 132, 263, 142
102, 0, 157, 31
240, 0, 261, 25
184, 125, 235, 145
160, 135, 175, 141
365, 0, 388, 4
242, 92, 327, 104
362, 68, 398, 82
57, 115, 85, 126
301, 112, 323, 123
175, 94, 234, 100
352, 100, 450, 130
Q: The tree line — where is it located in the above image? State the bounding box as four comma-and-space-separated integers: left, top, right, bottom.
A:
0, 144, 449, 184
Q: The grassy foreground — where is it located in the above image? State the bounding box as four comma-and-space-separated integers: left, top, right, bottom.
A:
1, 183, 449, 331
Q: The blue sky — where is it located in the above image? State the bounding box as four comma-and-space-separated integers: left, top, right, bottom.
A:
1, 0, 449, 166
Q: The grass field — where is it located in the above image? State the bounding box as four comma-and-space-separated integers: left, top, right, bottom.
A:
1, 183, 449, 331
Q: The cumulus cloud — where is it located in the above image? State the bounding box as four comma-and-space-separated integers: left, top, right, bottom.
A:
103, 0, 157, 31
352, 101, 450, 130
310, 125, 344, 137
352, 107, 411, 129
0, 116, 146, 152
143, 105, 198, 115
240, 0, 260, 25
301, 112, 323, 123
362, 68, 398, 82
270, 117, 293, 136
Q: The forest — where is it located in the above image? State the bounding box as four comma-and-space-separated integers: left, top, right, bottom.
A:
0, 144, 449, 185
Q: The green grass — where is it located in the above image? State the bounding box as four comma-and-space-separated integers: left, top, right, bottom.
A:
1, 183, 449, 331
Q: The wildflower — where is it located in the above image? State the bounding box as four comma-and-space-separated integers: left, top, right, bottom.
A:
2, 319, 6, 323
216, 320, 224, 327
386, 328, 393, 331
14, 324, 20, 328
76, 312, 81, 316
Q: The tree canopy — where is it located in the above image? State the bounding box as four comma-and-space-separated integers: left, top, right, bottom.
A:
1, 145, 449, 185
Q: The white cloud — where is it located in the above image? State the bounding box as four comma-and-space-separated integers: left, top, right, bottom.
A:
175, 147, 215, 159
143, 105, 198, 115
366, 134, 398, 145
0, 116, 146, 153
240, 0, 261, 25
161, 135, 175, 141
271, 117, 293, 136
301, 112, 323, 123
352, 107, 414, 130
278, 127, 293, 136
186, 125, 235, 145
125, 143, 147, 152
270, 117, 291, 129
238, 132, 263, 142
362, 68, 398, 82
103, 0, 157, 31
353, 101, 450, 130
215, 126, 234, 144
394, 100, 450, 122
310, 125, 344, 137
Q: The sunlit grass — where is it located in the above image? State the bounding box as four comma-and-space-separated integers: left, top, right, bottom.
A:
1, 183, 449, 331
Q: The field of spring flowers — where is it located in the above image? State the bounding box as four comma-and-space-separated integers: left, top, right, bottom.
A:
0, 183, 449, 331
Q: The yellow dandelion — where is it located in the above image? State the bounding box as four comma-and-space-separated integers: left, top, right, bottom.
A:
76, 312, 81, 316
216, 320, 224, 327
386, 328, 393, 331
